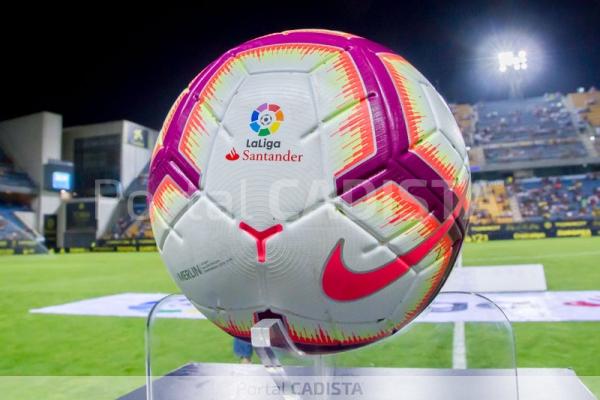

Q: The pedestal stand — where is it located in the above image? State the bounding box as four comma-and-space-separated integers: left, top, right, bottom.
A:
140, 292, 523, 400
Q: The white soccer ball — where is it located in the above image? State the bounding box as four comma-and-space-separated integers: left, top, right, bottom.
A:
149, 29, 470, 353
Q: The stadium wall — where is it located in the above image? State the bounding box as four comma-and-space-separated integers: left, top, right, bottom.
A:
58, 121, 158, 247
62, 120, 157, 194
0, 112, 63, 232
97, 196, 119, 239
121, 121, 157, 193
14, 211, 37, 232
55, 196, 120, 248
467, 220, 600, 242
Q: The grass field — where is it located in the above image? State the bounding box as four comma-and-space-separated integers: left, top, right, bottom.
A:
0, 237, 599, 398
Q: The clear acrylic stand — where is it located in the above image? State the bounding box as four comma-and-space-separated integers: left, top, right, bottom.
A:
142, 292, 518, 400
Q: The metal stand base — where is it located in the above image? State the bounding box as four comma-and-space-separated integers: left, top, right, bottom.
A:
120, 364, 595, 400
129, 292, 593, 400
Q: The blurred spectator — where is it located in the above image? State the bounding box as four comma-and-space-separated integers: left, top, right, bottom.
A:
508, 173, 600, 222
474, 95, 577, 146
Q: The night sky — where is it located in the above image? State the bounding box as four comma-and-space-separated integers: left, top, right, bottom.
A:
2, 1, 599, 129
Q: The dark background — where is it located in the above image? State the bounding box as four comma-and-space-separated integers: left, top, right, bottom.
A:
1, 0, 598, 129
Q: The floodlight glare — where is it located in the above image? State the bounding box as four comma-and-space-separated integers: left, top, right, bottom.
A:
480, 31, 542, 98
497, 50, 528, 72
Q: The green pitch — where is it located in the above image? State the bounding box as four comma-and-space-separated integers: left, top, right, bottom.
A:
0, 237, 599, 399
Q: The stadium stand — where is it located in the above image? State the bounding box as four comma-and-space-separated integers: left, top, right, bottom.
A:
106, 214, 152, 240
470, 173, 600, 224
96, 91, 600, 243
0, 145, 43, 245
566, 88, 600, 128
103, 164, 152, 240
508, 173, 600, 222
97, 91, 600, 241
450, 92, 599, 169
483, 141, 588, 163
470, 180, 515, 224
473, 94, 576, 145
0, 205, 37, 241
449, 103, 476, 145
0, 147, 36, 194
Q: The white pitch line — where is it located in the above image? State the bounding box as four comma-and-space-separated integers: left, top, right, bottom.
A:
452, 321, 467, 369
452, 252, 467, 370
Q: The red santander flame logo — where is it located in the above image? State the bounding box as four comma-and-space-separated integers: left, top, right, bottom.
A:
225, 147, 240, 161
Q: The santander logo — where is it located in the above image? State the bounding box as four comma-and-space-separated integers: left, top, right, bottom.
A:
225, 147, 240, 161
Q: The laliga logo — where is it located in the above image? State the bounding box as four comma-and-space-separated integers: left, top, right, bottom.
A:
249, 103, 284, 136
225, 103, 302, 162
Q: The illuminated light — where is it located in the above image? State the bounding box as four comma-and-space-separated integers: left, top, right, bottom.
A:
498, 51, 514, 67
591, 136, 597, 141
497, 49, 528, 72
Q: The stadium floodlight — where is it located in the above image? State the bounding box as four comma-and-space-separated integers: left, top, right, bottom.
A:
479, 31, 543, 99
498, 50, 528, 73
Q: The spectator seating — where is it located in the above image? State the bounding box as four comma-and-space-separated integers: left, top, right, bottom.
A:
567, 89, 600, 127
0, 147, 36, 193
469, 180, 514, 224
103, 164, 152, 240
104, 169, 600, 236
99, 91, 600, 238
450, 103, 476, 145
484, 141, 588, 164
471, 173, 600, 224
122, 217, 153, 239
473, 94, 577, 145
508, 173, 600, 222
0, 204, 39, 241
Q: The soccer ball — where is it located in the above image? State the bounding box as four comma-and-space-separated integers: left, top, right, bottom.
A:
148, 29, 470, 353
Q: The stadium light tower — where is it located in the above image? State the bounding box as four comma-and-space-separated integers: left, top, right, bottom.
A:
478, 31, 541, 99
497, 49, 528, 98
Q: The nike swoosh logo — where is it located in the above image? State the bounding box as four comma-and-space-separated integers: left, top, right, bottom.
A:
322, 210, 458, 301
